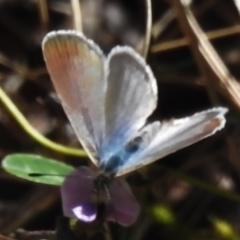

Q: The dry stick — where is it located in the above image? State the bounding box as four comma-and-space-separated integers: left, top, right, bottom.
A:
170, 1, 218, 105
152, 9, 173, 39
0, 52, 47, 78
103, 223, 113, 240
142, 0, 152, 58
170, 0, 240, 109
1, 186, 59, 233
169, 2, 240, 233
37, 0, 49, 32
152, 0, 217, 41
71, 0, 82, 32
151, 25, 240, 53
11, 230, 55, 240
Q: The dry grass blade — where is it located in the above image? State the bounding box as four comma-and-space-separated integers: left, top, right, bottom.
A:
71, 0, 82, 32
142, 0, 152, 58
10, 229, 55, 240
151, 25, 240, 53
152, 9, 173, 39
152, 0, 217, 41
170, 0, 240, 109
0, 53, 46, 78
37, 0, 49, 32
1, 186, 58, 233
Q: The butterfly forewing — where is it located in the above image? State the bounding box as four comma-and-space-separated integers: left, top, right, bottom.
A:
42, 31, 106, 165
100, 47, 157, 161
117, 107, 227, 176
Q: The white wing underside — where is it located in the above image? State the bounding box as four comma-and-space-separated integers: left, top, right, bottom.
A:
116, 107, 228, 176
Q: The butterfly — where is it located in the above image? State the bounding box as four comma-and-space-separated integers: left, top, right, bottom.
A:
42, 30, 228, 226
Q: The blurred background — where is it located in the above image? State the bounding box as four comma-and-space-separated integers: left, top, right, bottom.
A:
0, 0, 240, 239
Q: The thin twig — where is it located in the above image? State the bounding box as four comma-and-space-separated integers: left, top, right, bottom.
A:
142, 0, 152, 58
170, 0, 219, 105
151, 25, 240, 53
170, 0, 240, 109
103, 223, 112, 240
152, 9, 173, 39
37, 0, 49, 31
71, 0, 82, 32
152, 0, 217, 41
0, 52, 47, 78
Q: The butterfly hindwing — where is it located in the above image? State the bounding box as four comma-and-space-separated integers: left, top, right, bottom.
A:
117, 107, 227, 176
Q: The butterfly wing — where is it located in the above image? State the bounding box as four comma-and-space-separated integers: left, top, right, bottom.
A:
99, 46, 157, 162
116, 107, 228, 176
42, 30, 106, 165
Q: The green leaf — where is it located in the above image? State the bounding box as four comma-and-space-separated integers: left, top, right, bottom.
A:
2, 154, 74, 185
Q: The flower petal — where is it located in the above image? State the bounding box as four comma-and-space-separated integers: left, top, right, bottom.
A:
107, 178, 140, 226
72, 205, 97, 222
61, 167, 97, 222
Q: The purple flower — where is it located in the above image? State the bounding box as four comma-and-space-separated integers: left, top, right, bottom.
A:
61, 167, 140, 226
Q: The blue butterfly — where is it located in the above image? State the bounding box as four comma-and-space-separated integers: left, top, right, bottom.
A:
42, 30, 228, 226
